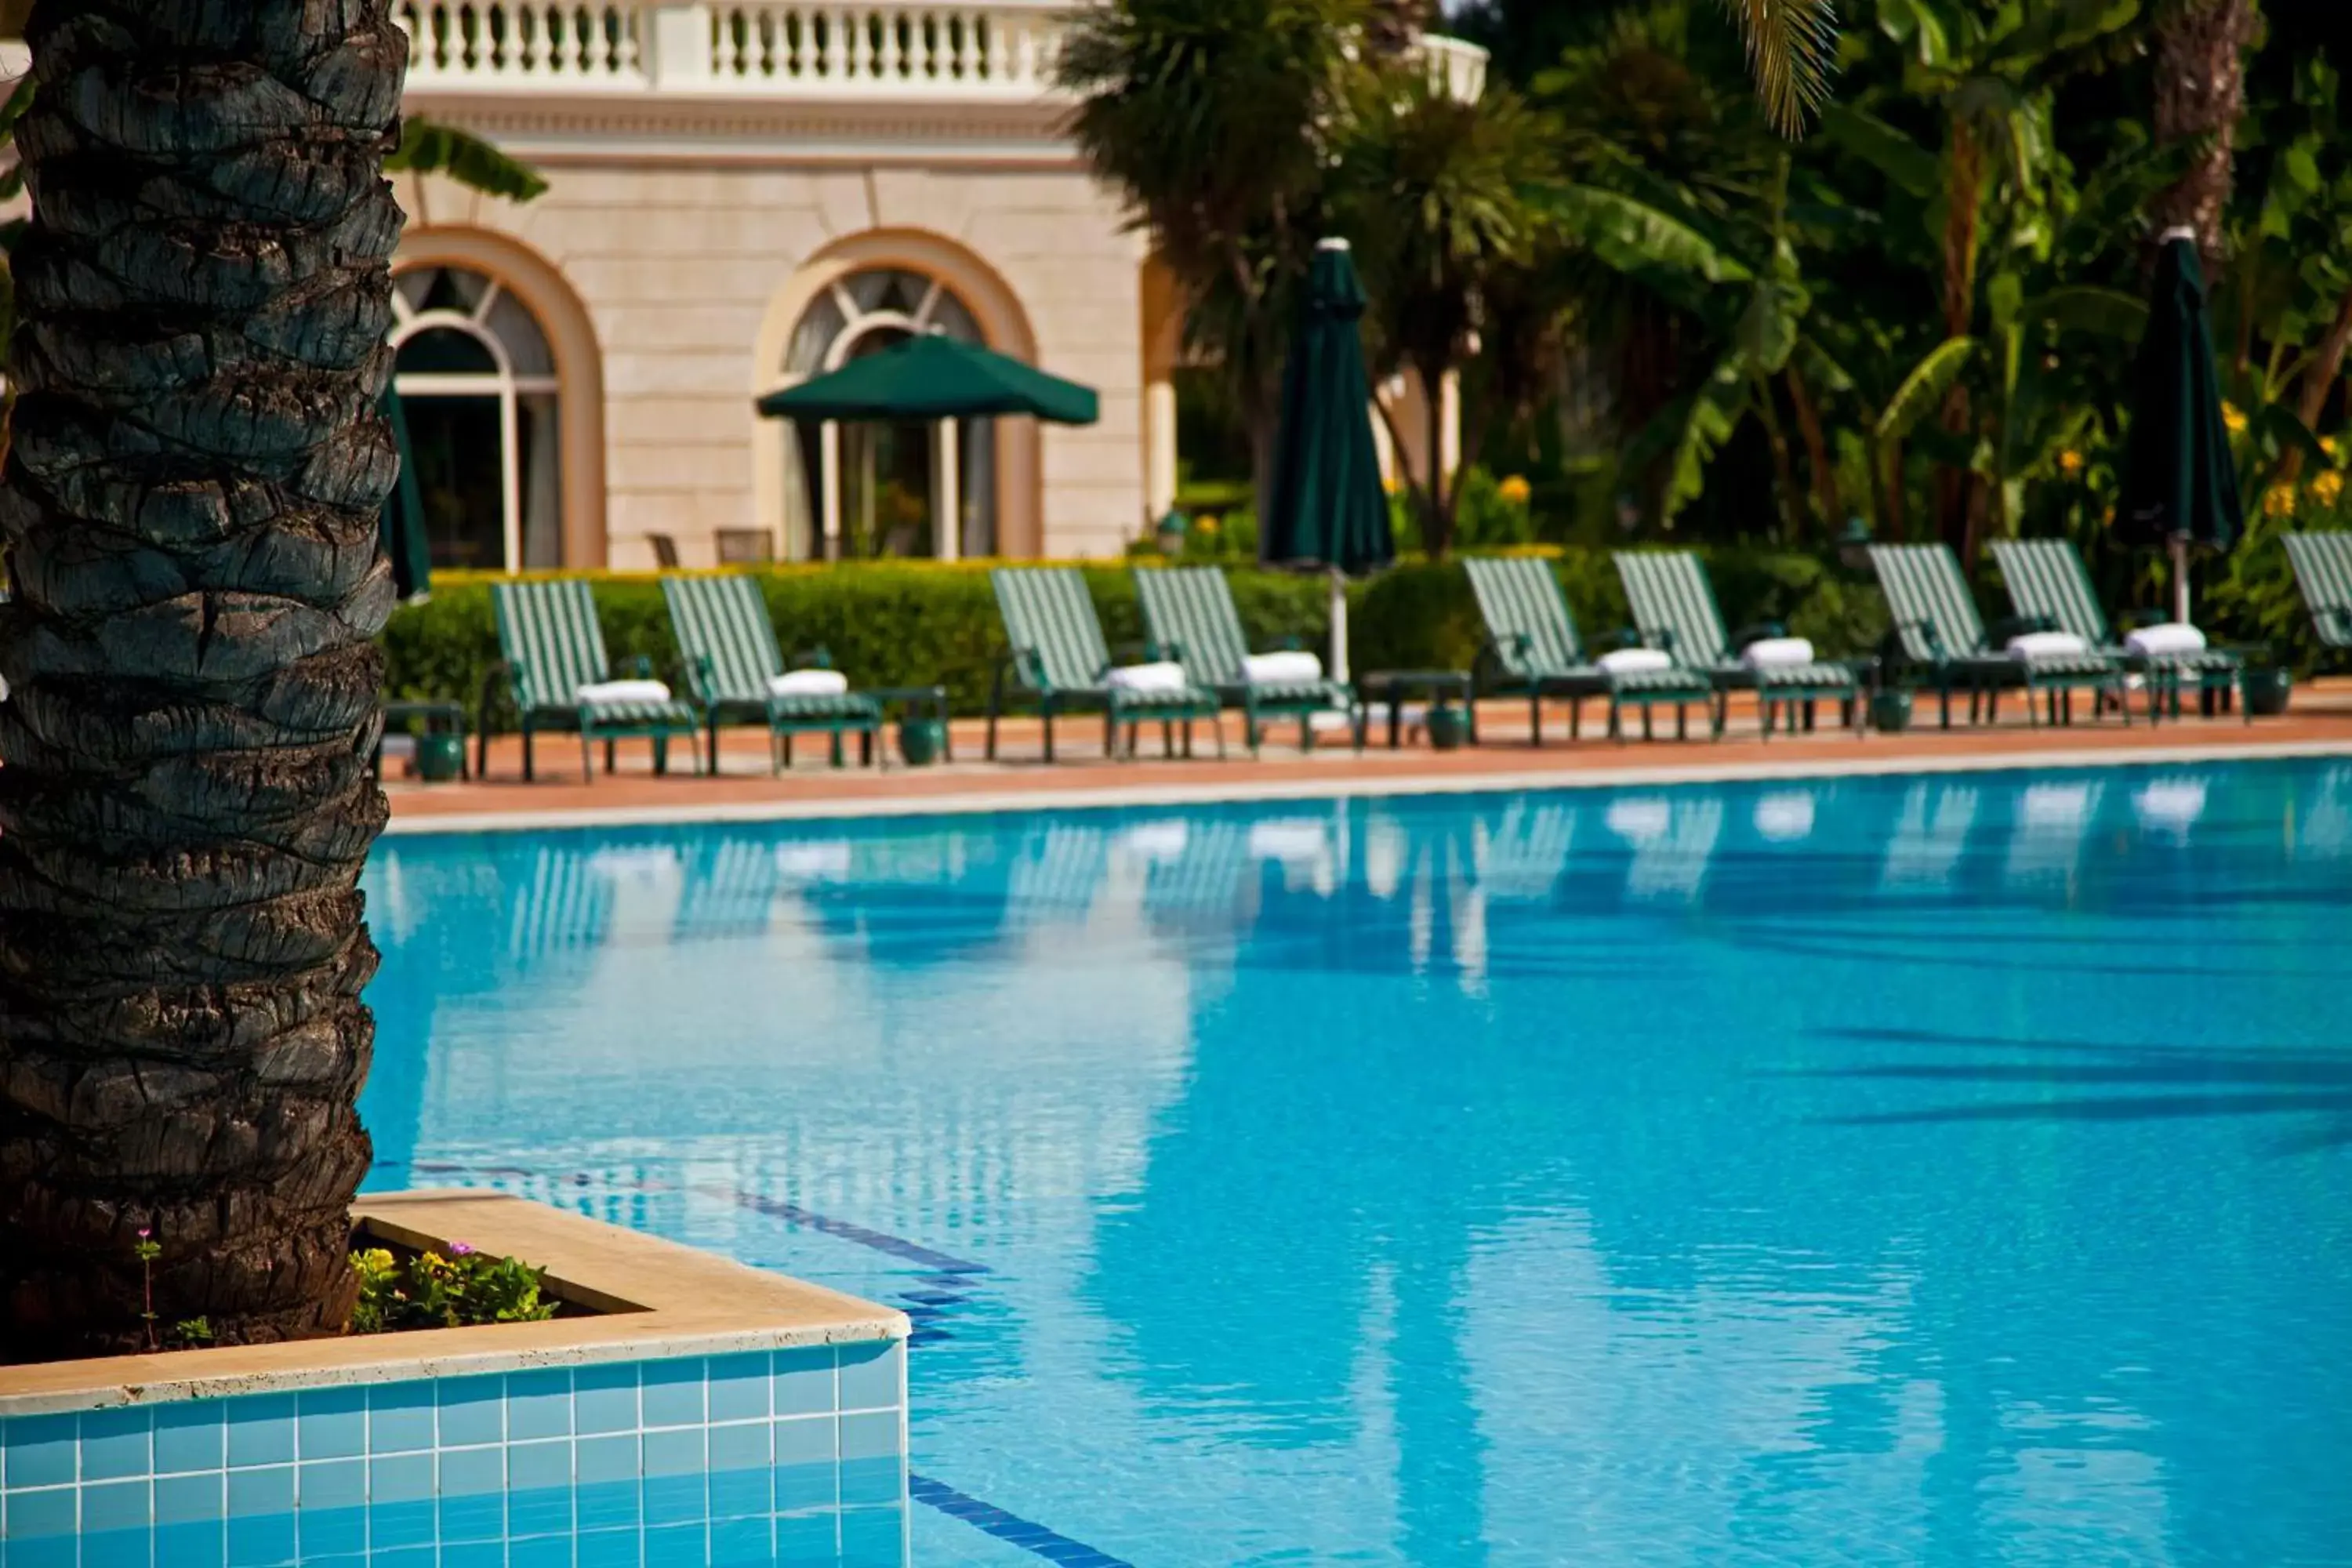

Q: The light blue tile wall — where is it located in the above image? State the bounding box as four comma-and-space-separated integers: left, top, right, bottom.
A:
0, 1338, 907, 1565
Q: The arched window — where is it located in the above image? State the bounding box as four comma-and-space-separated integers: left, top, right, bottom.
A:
390, 265, 563, 572
775, 268, 996, 561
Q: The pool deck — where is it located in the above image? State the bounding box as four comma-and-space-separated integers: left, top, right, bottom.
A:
383, 681, 2352, 833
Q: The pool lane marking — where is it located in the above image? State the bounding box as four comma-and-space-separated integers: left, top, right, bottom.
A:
407, 1163, 1141, 1566
908, 1475, 1138, 1568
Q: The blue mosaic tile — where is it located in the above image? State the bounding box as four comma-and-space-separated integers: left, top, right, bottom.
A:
293, 1390, 365, 1462
509, 1537, 572, 1568
572, 1363, 637, 1436
840, 1504, 906, 1568
79, 1409, 153, 1482
576, 1526, 639, 1568
368, 1452, 433, 1505
368, 1495, 434, 1551
644, 1427, 704, 1479
440, 1487, 506, 1544
573, 1433, 637, 1490
775, 1512, 839, 1560
706, 1352, 771, 1425
641, 1359, 706, 1428
774, 1463, 834, 1515
435, 1376, 504, 1449
772, 1416, 835, 1471
710, 1461, 772, 1524
710, 1515, 775, 1567
9, 1530, 78, 1568
370, 1548, 434, 1568
646, 1521, 710, 1562
442, 1443, 503, 1497
3, 1484, 76, 1538
294, 1458, 365, 1512
224, 1465, 293, 1520
3, 1414, 78, 1490
773, 1346, 835, 1417
80, 1479, 150, 1534
837, 1341, 902, 1412
366, 1384, 434, 1454
505, 1439, 570, 1496
223, 1512, 297, 1568
154, 1519, 227, 1568
839, 1411, 900, 1465
503, 1369, 572, 1442
442, 1541, 506, 1568
154, 1405, 227, 1476
155, 1471, 225, 1525
224, 1397, 296, 1470
294, 1503, 365, 1558
507, 1479, 572, 1541
575, 1475, 640, 1534
709, 1420, 771, 1475
79, 1523, 151, 1568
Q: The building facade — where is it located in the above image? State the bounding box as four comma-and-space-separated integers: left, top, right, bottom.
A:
388, 1, 1486, 571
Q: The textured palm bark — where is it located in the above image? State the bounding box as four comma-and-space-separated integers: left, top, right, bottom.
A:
2151, 0, 2256, 266
0, 0, 404, 1361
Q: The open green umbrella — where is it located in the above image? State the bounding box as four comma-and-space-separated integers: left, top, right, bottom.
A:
755, 332, 1099, 424
2117, 228, 2243, 625
1261, 238, 1394, 681
379, 382, 430, 602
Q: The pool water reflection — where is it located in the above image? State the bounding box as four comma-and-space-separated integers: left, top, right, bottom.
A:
360, 760, 2352, 1567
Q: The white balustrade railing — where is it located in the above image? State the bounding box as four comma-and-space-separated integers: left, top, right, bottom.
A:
400, 2, 648, 89
394, 2, 1481, 103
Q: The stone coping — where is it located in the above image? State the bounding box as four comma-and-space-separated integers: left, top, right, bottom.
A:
0, 1191, 907, 1419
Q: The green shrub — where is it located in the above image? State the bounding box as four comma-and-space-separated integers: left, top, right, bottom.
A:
382, 546, 1891, 720
2205, 490, 2349, 674
350, 1244, 557, 1334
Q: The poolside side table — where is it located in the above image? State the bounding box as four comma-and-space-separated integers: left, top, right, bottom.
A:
862, 684, 954, 764
374, 699, 470, 781
1358, 669, 1479, 750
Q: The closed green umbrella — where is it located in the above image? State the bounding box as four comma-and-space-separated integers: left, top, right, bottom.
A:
755, 332, 1099, 424
1261, 238, 1394, 681
2117, 228, 2243, 625
379, 383, 430, 602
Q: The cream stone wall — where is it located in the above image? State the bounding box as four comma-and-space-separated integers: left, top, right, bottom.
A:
395, 158, 1150, 568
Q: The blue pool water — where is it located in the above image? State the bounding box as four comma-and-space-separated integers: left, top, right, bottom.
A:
360, 758, 2352, 1567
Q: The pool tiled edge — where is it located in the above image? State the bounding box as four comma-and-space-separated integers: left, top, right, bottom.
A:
0, 1192, 911, 1566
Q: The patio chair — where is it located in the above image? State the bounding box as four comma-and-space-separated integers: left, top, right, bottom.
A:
1133, 565, 1361, 753
480, 579, 702, 782
989, 567, 1223, 762
1463, 555, 1716, 742
2284, 532, 2352, 665
1613, 550, 1862, 736
1989, 537, 2241, 720
1867, 543, 2127, 728
662, 573, 883, 774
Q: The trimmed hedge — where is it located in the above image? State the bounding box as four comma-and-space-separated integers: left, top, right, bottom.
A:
383, 549, 1895, 721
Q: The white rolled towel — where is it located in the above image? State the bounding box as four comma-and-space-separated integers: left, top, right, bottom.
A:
576, 677, 673, 706
2124, 621, 2207, 657
1105, 660, 1189, 693
1740, 635, 1816, 669
1597, 647, 1673, 675
2006, 630, 2090, 661
1241, 650, 1324, 684
768, 668, 850, 697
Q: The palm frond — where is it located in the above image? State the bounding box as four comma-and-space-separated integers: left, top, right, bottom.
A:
386, 118, 549, 204
1719, 0, 1841, 140
1875, 335, 1976, 443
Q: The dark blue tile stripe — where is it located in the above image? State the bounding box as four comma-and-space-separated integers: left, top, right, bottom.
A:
722, 1189, 990, 1276
909, 1474, 1137, 1568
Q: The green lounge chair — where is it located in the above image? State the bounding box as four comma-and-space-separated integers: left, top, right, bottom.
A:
1463, 556, 1717, 742
662, 573, 884, 774
2284, 532, 2352, 665
481, 579, 702, 781
1988, 538, 2241, 720
1867, 543, 2127, 728
1613, 550, 1862, 736
988, 567, 1223, 762
1133, 565, 1360, 753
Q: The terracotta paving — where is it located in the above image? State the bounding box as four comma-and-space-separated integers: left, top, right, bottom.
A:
380, 681, 2352, 828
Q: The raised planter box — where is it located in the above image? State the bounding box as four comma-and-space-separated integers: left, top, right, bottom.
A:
0, 1191, 910, 1566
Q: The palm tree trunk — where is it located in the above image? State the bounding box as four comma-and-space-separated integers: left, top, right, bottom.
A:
1784, 364, 1842, 533
1936, 118, 1982, 555
2151, 0, 2257, 264
0, 0, 405, 1360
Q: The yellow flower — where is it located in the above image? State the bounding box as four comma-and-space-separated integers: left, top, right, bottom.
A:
2324, 434, 2344, 465
1382, 474, 1403, 495
2057, 449, 2085, 477
1497, 474, 1533, 506
2222, 401, 2248, 436
1196, 515, 1219, 535
2312, 470, 2345, 507
2263, 483, 2298, 518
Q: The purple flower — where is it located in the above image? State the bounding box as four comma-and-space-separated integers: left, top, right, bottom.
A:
448, 1241, 476, 1258
136, 1228, 151, 1240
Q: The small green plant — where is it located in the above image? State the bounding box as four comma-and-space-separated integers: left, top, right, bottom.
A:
349, 1243, 559, 1335
168, 1318, 214, 1349
132, 1227, 162, 1352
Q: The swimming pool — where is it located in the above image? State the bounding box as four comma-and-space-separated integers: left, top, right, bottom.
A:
361, 757, 2352, 1567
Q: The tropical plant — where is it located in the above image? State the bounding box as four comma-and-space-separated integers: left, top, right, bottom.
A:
384, 114, 550, 212
1335, 69, 1560, 556
350, 1244, 558, 1334
1058, 0, 1363, 499
0, 0, 404, 1359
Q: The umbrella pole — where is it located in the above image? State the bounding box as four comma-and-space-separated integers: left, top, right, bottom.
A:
2171, 534, 2190, 626
1328, 566, 1350, 685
